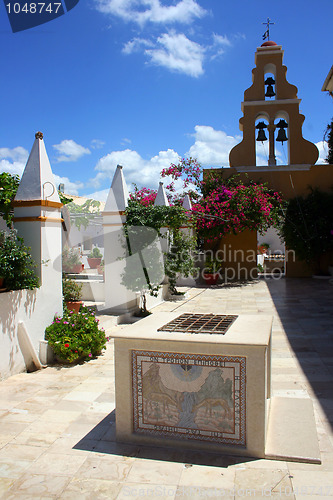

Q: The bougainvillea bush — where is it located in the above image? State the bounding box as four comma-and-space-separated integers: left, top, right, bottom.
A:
160, 159, 284, 242
45, 306, 108, 363
192, 180, 284, 242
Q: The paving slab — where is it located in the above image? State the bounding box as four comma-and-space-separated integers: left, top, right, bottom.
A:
0, 278, 332, 499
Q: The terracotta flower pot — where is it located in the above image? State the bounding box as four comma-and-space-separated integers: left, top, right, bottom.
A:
87, 257, 102, 269
203, 273, 219, 286
63, 264, 82, 274
65, 301, 82, 314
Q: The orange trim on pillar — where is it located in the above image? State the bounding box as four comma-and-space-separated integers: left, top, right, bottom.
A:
13, 216, 64, 223
12, 200, 63, 208
102, 211, 126, 216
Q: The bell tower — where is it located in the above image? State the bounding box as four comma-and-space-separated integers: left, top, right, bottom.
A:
229, 40, 319, 168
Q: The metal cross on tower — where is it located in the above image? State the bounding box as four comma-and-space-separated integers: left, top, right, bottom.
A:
262, 17, 275, 41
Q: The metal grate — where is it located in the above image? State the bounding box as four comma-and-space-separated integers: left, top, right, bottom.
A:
157, 313, 238, 335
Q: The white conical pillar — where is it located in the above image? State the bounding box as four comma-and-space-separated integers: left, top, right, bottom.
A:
182, 194, 192, 211
154, 182, 170, 207
102, 165, 138, 314
178, 194, 196, 287
13, 132, 63, 300
12, 131, 63, 334
153, 182, 169, 258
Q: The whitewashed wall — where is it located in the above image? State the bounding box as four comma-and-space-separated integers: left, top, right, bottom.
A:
0, 285, 62, 380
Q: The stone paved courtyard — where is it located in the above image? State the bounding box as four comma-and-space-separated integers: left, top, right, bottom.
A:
0, 277, 332, 499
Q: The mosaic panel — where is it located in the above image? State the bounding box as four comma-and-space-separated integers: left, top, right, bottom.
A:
132, 350, 246, 446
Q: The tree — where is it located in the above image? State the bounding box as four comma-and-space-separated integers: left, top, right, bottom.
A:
280, 188, 333, 273
324, 118, 333, 164
122, 200, 197, 312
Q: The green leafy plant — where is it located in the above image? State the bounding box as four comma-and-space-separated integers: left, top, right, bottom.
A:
62, 247, 82, 273
280, 188, 333, 273
45, 306, 108, 363
257, 263, 265, 273
58, 192, 73, 205
203, 254, 223, 274
88, 247, 102, 258
0, 172, 20, 228
0, 230, 39, 290
67, 199, 101, 230
62, 275, 82, 302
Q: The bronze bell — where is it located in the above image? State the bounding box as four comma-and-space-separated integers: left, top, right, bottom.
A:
265, 76, 276, 98
276, 128, 288, 143
256, 121, 268, 142
276, 119, 288, 143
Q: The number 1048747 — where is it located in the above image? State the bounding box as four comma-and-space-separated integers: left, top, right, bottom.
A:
6, 3, 62, 14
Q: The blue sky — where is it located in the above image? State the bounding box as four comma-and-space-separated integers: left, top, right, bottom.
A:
1, 0, 332, 200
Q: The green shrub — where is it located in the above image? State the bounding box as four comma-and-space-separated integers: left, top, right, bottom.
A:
89, 247, 102, 258
280, 189, 333, 272
0, 173, 20, 228
45, 306, 108, 363
0, 230, 39, 290
62, 276, 82, 302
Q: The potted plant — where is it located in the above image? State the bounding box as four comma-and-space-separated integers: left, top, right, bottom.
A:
203, 254, 222, 285
258, 243, 270, 255
62, 276, 83, 313
97, 259, 104, 277
45, 306, 108, 364
87, 247, 103, 269
62, 247, 83, 274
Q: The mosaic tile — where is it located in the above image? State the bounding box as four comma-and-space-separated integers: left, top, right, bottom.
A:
132, 350, 246, 447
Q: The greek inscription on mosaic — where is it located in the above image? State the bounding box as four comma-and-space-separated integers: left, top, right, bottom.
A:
132, 351, 246, 446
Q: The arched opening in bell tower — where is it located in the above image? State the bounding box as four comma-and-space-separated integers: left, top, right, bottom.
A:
255, 115, 269, 165
264, 64, 276, 101
274, 113, 290, 165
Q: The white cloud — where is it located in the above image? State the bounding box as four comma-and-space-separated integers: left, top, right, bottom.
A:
91, 148, 179, 189
123, 31, 234, 77
95, 0, 206, 26
0, 159, 26, 178
53, 175, 84, 195
121, 137, 132, 145
0, 147, 29, 177
210, 33, 232, 60
187, 125, 240, 166
146, 31, 205, 77
84, 188, 111, 202
53, 140, 91, 162
91, 139, 105, 149
122, 38, 154, 55
0, 147, 29, 164
212, 33, 231, 48
315, 141, 329, 164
